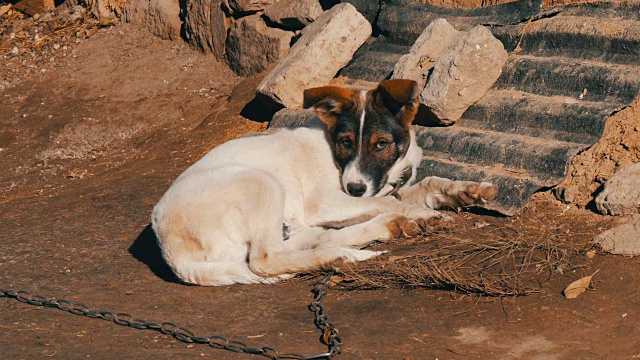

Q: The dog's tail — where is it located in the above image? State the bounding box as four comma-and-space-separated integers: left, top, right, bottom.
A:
172, 260, 289, 286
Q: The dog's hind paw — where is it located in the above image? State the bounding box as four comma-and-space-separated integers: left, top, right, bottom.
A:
345, 248, 386, 262
383, 214, 423, 238
323, 248, 386, 271
402, 207, 447, 229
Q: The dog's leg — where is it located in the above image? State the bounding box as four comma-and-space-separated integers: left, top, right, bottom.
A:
155, 168, 384, 284
212, 171, 384, 277
307, 191, 444, 230
249, 246, 385, 276
248, 202, 385, 276
174, 261, 288, 286
398, 176, 498, 210
285, 213, 422, 250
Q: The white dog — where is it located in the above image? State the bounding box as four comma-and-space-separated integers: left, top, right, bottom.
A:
151, 79, 498, 286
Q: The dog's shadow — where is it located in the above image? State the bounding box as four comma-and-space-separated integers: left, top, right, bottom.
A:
129, 224, 178, 283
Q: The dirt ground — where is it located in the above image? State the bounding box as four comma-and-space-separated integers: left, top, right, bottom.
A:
556, 98, 640, 207
1, 19, 639, 360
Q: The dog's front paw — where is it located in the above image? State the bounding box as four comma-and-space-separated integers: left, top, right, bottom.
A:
453, 181, 498, 207
404, 207, 449, 230
381, 214, 423, 239
419, 179, 498, 210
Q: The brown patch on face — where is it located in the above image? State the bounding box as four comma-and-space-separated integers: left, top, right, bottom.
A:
367, 131, 396, 161
304, 81, 420, 196
335, 131, 357, 159
303, 86, 356, 129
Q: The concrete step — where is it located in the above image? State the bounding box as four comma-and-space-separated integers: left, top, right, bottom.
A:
460, 89, 622, 144
375, 0, 544, 46
416, 156, 545, 215
415, 126, 585, 185
497, 55, 640, 104
493, 15, 640, 64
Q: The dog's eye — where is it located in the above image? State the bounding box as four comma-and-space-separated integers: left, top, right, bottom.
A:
339, 138, 354, 149
374, 141, 389, 151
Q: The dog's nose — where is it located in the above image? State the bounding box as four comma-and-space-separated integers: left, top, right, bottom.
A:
347, 182, 367, 197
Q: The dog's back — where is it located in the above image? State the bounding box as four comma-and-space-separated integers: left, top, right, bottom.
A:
151, 126, 341, 285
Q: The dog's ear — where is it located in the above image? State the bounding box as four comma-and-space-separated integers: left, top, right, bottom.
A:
303, 86, 354, 129
373, 79, 420, 127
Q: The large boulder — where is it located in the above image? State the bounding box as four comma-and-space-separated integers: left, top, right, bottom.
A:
226, 14, 294, 77
263, 0, 324, 30
257, 3, 371, 108
184, 0, 229, 58
593, 220, 640, 256
270, 108, 316, 128
420, 24, 507, 125
226, 0, 276, 14
124, 0, 181, 40
392, 19, 462, 93
595, 162, 640, 215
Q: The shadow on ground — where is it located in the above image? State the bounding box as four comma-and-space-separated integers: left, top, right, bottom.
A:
129, 224, 178, 283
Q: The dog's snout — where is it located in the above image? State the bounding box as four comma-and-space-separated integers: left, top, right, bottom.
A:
347, 182, 367, 197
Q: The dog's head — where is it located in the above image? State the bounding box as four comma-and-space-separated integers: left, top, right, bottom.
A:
304, 79, 422, 197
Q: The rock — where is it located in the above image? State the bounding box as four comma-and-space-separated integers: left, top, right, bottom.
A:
264, 0, 324, 31
593, 220, 640, 256
421, 25, 507, 125
0, 4, 13, 17
124, 0, 182, 40
93, 0, 117, 22
595, 162, 640, 215
554, 184, 580, 204
257, 3, 371, 108
226, 0, 275, 14
341, 0, 378, 23
146, 0, 182, 40
226, 15, 294, 77
270, 108, 316, 128
392, 19, 462, 92
13, 0, 54, 16
184, 0, 229, 58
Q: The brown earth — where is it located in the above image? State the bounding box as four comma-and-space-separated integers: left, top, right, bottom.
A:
556, 98, 640, 207
1, 16, 639, 360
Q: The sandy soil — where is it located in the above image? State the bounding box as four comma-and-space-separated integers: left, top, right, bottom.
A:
557, 99, 640, 207
1, 19, 639, 360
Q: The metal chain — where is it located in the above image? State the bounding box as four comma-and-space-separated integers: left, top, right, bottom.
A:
309, 272, 342, 358
0, 270, 341, 360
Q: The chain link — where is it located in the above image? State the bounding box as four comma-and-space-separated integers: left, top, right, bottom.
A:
1, 270, 340, 360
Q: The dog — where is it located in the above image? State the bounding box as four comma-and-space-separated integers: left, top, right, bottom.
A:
151, 79, 498, 286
